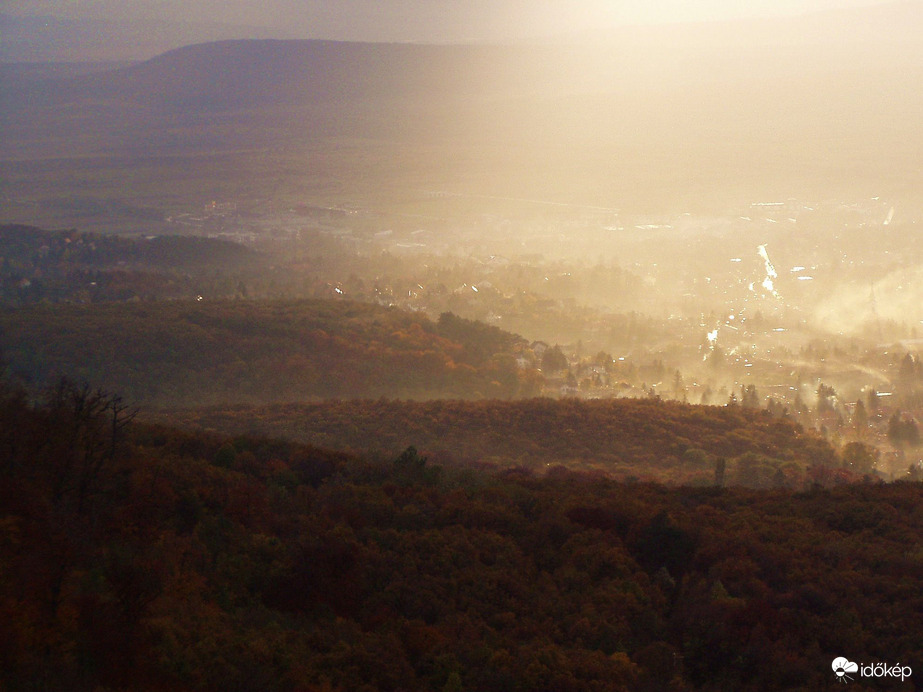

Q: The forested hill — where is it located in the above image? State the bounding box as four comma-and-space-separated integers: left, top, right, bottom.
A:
0, 224, 273, 303
2, 375, 921, 690
0, 300, 528, 403
150, 397, 842, 487
0, 224, 260, 269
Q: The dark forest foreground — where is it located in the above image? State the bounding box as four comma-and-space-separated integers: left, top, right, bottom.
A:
1, 377, 920, 690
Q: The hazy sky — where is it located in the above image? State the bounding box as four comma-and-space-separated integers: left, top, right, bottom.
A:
5, 0, 903, 41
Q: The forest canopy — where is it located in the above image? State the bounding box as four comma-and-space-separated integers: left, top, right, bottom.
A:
151, 397, 841, 487
1, 374, 920, 691
0, 299, 528, 404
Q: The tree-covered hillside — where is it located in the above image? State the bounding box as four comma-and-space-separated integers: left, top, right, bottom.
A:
1, 376, 920, 690
0, 300, 529, 403
151, 397, 842, 487
0, 225, 259, 269
0, 224, 264, 303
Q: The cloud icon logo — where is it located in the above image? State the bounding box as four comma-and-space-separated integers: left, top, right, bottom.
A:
832, 657, 859, 683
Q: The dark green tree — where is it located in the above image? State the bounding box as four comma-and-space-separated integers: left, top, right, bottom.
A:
541, 345, 569, 372
842, 441, 878, 475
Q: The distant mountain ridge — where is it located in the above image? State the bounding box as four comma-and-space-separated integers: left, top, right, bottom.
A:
79, 40, 539, 112
0, 12, 291, 62
7, 17, 921, 131
2, 1, 921, 219
7, 0, 922, 113
2, 1, 921, 62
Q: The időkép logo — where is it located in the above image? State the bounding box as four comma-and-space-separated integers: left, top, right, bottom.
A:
832, 657, 912, 684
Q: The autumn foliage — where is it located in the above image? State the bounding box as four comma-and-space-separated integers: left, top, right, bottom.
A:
155, 396, 839, 486
2, 376, 921, 690
0, 300, 527, 404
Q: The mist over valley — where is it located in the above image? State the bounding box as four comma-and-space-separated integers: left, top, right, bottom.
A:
2, 3, 923, 689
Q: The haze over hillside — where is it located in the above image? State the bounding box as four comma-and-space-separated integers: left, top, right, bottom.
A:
2, 1, 922, 225
2, 0, 915, 56
4, 3, 923, 688
0, 13, 290, 62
